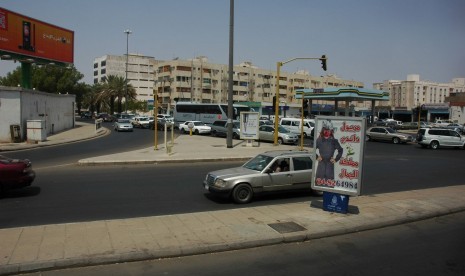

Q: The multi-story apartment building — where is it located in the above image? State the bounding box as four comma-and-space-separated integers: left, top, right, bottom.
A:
373, 74, 465, 122
93, 55, 364, 115
93, 54, 158, 102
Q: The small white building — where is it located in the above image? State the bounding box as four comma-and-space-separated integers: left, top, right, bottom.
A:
0, 86, 75, 143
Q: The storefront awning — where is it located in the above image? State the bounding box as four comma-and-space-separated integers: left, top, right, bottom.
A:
295, 87, 389, 102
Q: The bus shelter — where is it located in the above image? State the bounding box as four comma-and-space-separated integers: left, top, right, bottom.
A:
295, 87, 389, 121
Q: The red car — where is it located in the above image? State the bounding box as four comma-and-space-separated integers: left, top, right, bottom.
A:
0, 155, 36, 195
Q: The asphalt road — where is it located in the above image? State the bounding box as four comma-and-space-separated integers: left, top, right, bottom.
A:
1, 124, 463, 229
18, 211, 465, 276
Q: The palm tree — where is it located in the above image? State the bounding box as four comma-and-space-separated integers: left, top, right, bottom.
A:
98, 75, 137, 114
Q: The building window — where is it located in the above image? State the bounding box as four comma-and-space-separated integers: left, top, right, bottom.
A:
101, 60, 106, 67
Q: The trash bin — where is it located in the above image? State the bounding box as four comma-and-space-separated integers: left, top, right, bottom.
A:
10, 124, 21, 143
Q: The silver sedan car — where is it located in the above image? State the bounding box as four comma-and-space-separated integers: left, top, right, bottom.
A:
204, 150, 314, 204
258, 125, 298, 144
366, 126, 413, 144
114, 119, 134, 132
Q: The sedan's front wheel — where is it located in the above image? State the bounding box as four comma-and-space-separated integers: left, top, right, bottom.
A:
232, 184, 253, 204
392, 137, 400, 144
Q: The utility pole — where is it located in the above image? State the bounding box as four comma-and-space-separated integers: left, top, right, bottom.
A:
124, 29, 132, 113
227, 0, 234, 148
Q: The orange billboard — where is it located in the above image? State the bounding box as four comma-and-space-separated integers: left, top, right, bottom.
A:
0, 7, 74, 64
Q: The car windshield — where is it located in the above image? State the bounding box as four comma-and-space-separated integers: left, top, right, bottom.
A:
118, 119, 130, 123
139, 117, 149, 121
386, 128, 396, 133
277, 125, 290, 133
243, 154, 274, 171
193, 121, 204, 126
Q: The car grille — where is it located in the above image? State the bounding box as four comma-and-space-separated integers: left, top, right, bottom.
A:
206, 174, 216, 186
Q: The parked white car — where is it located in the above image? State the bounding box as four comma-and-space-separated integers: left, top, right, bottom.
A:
132, 116, 150, 128
157, 114, 174, 122
179, 121, 211, 135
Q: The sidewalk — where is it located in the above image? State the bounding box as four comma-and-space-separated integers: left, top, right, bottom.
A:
1, 123, 464, 275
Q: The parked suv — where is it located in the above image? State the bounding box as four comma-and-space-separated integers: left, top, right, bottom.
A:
416, 128, 465, 149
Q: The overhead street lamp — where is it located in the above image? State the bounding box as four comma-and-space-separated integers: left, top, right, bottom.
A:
274, 55, 327, 146
124, 29, 132, 113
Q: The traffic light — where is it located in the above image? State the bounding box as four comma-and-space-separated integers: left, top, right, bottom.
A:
320, 55, 327, 71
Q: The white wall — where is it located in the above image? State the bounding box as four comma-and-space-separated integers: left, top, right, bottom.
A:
0, 86, 75, 142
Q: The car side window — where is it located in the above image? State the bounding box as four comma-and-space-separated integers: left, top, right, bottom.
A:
293, 157, 313, 171
450, 130, 460, 137
438, 130, 448, 136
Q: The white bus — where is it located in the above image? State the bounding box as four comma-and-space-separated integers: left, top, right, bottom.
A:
173, 102, 253, 125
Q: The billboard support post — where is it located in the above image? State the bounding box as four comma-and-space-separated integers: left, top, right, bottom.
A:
20, 62, 32, 89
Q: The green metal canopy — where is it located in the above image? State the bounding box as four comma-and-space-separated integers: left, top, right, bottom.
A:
295, 87, 389, 101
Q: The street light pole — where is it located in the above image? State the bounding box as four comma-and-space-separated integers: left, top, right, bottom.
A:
124, 29, 132, 113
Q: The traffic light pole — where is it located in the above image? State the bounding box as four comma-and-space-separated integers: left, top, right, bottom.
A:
273, 56, 327, 146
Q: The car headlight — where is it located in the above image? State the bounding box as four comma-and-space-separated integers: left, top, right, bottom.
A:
214, 178, 227, 188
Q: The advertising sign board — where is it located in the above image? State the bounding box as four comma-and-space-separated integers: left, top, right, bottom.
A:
240, 112, 259, 140
0, 7, 74, 64
311, 116, 366, 196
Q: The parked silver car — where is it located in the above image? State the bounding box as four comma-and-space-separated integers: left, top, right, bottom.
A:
366, 127, 413, 144
258, 125, 298, 144
203, 150, 314, 204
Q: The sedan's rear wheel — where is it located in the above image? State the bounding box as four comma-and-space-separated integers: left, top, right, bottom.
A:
430, 141, 439, 149
232, 184, 253, 204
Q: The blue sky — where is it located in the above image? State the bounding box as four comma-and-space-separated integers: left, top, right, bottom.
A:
1, 0, 464, 87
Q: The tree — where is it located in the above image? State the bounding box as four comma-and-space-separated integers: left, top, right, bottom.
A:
0, 66, 21, 87
0, 64, 88, 109
98, 75, 136, 114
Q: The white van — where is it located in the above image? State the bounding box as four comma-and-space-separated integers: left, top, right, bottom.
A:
279, 118, 315, 138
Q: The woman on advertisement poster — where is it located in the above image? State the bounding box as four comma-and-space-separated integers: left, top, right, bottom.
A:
315, 120, 343, 186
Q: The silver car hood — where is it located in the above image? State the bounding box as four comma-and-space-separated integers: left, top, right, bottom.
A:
209, 166, 259, 179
